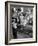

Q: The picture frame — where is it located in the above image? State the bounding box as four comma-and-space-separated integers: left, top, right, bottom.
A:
5, 1, 37, 45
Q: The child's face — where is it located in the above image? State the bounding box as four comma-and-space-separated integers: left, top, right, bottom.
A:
27, 9, 31, 14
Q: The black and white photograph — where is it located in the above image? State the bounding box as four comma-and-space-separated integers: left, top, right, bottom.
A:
11, 6, 33, 39
5, 1, 37, 44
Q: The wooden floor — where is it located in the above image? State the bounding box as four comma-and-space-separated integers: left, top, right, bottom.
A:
16, 25, 33, 39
